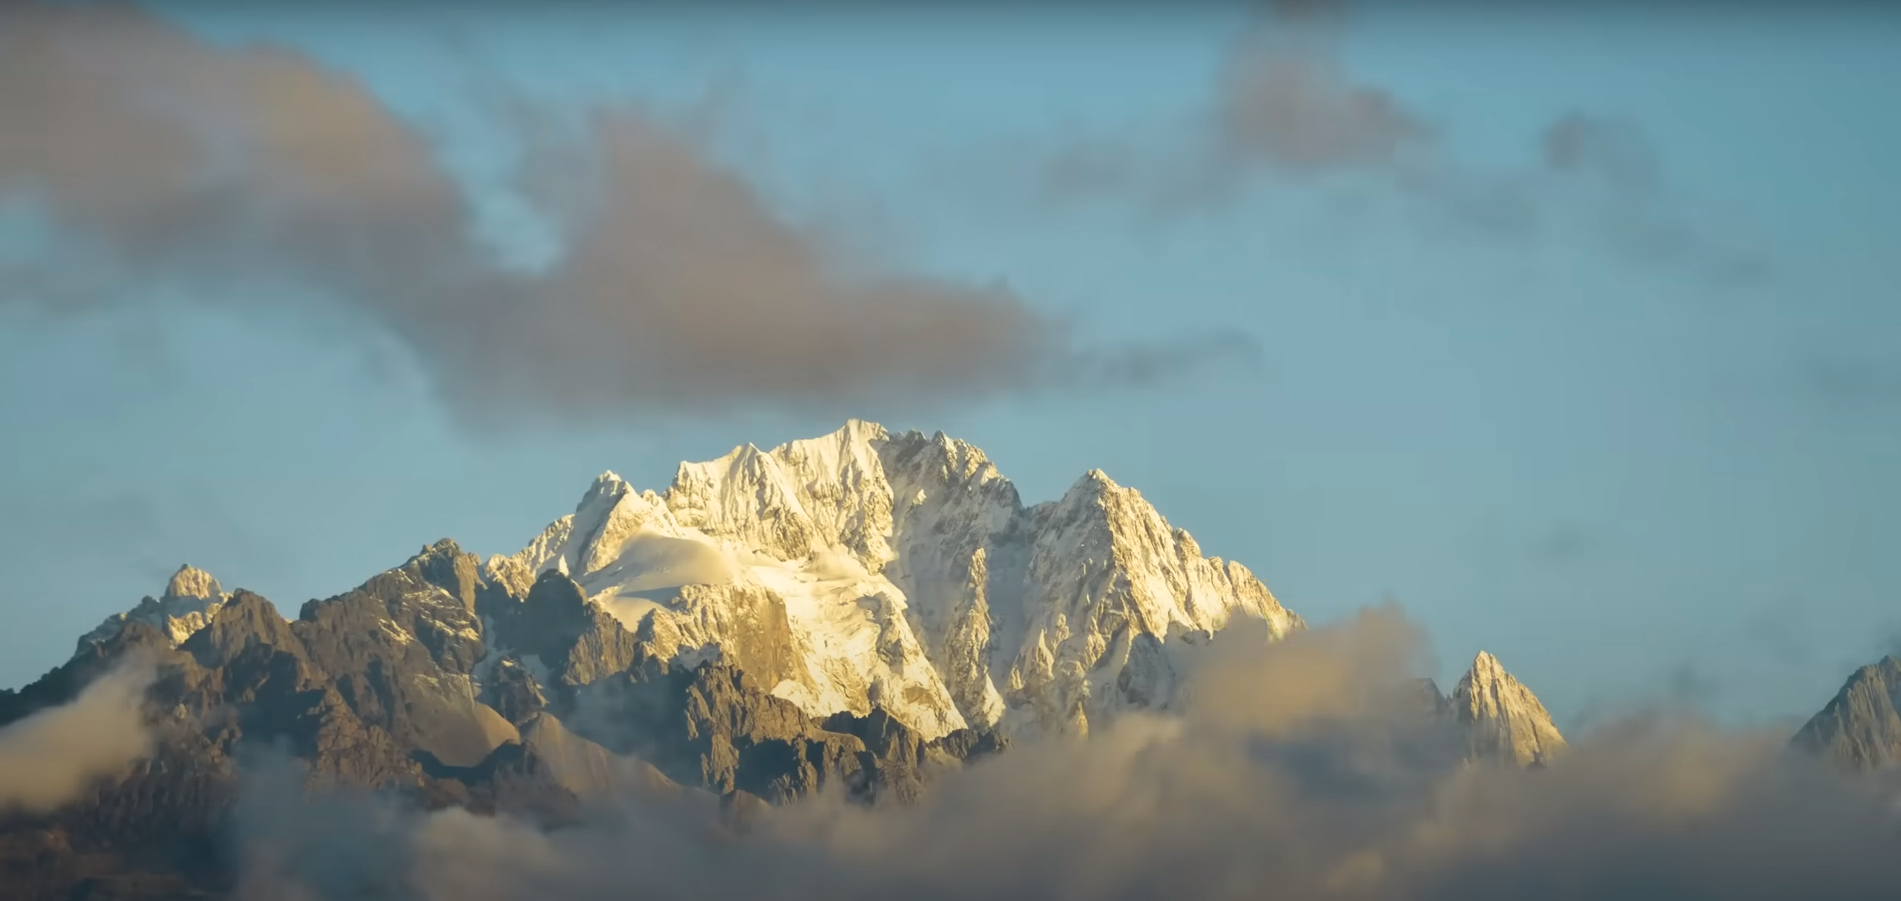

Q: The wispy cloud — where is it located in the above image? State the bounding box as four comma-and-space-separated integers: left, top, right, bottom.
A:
0, 664, 154, 814
1033, 1, 1771, 286
0, 2, 1252, 429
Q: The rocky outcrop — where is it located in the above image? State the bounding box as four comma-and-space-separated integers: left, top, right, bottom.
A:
573, 657, 881, 804
1793, 656, 1901, 771
491, 571, 642, 691
78, 565, 230, 651
1448, 651, 1567, 767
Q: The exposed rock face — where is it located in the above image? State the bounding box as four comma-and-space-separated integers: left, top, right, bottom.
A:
1449, 651, 1567, 767
1, 523, 1024, 897
1793, 656, 1901, 771
513, 713, 678, 801
495, 420, 1304, 742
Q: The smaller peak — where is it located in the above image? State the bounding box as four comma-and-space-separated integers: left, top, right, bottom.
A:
576, 470, 632, 510
1405, 677, 1449, 714
1461, 651, 1513, 687
776, 420, 890, 461
837, 418, 887, 439
1054, 469, 1130, 511
1072, 469, 1122, 493
419, 538, 463, 556
707, 442, 763, 464
163, 565, 224, 602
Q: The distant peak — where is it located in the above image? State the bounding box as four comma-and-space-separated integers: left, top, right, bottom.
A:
577, 471, 632, 510
1459, 651, 1523, 694
1451, 649, 1566, 766
836, 418, 887, 439
1057, 469, 1125, 506
777, 420, 890, 459
163, 565, 224, 602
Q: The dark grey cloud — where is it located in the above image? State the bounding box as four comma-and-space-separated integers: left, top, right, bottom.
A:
1798, 357, 1901, 407
1741, 596, 1812, 667
0, 2, 1250, 428
234, 609, 1901, 901
1038, 0, 1428, 212
1035, 2, 1769, 286
1542, 112, 1660, 192
1527, 522, 1595, 566
1535, 112, 1774, 285
1212, 5, 1425, 175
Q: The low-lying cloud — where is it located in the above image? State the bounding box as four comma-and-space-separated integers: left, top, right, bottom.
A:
0, 664, 155, 814
0, 2, 1250, 427
234, 609, 1901, 900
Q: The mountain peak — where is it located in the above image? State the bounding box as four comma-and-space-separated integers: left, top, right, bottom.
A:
1049, 469, 1125, 513
581, 471, 630, 505
1467, 650, 1506, 683
500, 421, 1301, 740
1452, 650, 1566, 766
81, 564, 232, 651
163, 564, 223, 602
1792, 656, 1901, 771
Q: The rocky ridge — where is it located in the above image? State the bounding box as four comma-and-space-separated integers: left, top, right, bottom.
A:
0, 421, 1576, 899
1792, 656, 1901, 771
78, 566, 230, 650
490, 419, 1305, 742
1415, 651, 1568, 767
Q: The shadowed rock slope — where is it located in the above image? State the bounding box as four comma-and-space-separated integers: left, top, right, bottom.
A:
0, 541, 1002, 900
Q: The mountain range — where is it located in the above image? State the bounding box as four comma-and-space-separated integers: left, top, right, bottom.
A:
0, 421, 1882, 899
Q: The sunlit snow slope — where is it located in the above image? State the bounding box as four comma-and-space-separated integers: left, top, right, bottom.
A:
488, 420, 1304, 740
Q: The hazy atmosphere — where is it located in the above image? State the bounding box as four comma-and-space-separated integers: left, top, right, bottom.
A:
1, 2, 1898, 898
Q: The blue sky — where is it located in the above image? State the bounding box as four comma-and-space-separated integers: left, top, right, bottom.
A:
1, 2, 1897, 729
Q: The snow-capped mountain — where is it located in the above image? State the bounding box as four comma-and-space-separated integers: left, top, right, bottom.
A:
78, 564, 230, 650
485, 420, 1304, 740
0, 419, 1599, 898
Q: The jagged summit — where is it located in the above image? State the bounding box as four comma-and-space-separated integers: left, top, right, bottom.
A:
1792, 656, 1901, 771
1452, 650, 1566, 766
163, 564, 223, 603
80, 564, 231, 650
492, 420, 1303, 740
